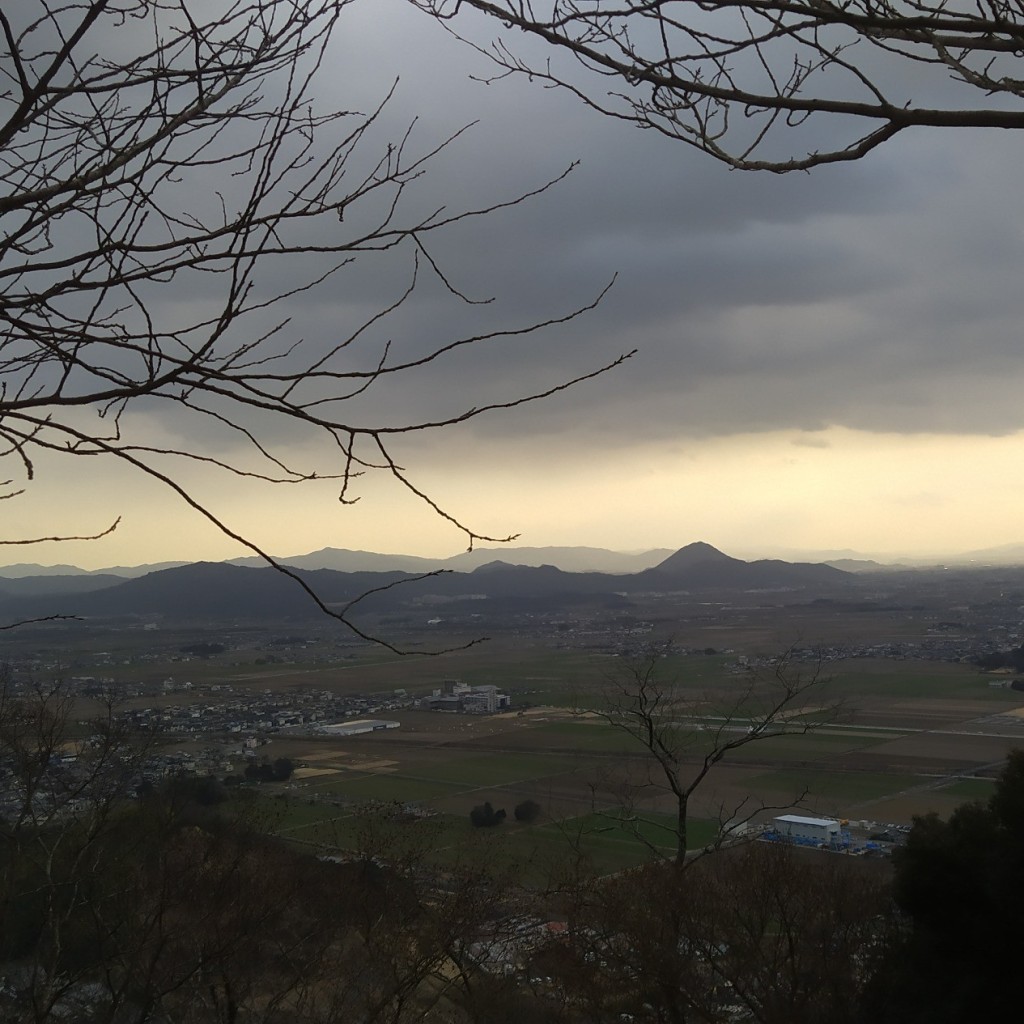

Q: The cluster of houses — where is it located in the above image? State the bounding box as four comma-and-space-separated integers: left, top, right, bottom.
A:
115, 686, 413, 738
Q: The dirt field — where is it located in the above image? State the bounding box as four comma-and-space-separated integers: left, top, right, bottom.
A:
253, 676, 1024, 839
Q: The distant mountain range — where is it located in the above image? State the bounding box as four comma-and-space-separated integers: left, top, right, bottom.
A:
0, 545, 672, 580
9, 537, 1024, 626
0, 542, 856, 624
229, 544, 677, 576
7, 539, 1024, 585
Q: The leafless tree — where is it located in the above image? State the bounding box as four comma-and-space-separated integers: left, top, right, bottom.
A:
540, 842, 894, 1024
0, 1, 630, 641
596, 644, 834, 864
691, 844, 897, 1024
0, 673, 161, 1023
412, 1, 1024, 171
0, 672, 522, 1024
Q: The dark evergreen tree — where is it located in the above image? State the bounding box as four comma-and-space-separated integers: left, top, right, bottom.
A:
469, 802, 506, 827
863, 750, 1024, 1022
513, 800, 542, 823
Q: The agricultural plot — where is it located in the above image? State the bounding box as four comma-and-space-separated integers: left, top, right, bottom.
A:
826, 660, 1010, 700
311, 775, 466, 803
725, 730, 889, 762
280, 737, 597, 814
255, 796, 346, 830
397, 752, 580, 787
862, 731, 1023, 767
290, 644, 613, 704
284, 810, 470, 855
937, 777, 997, 800
444, 811, 702, 878
522, 720, 649, 753
539, 811, 721, 855
750, 769, 924, 808
265, 670, 1023, 835
478, 812, 718, 878
61, 623, 1023, 845
269, 796, 724, 877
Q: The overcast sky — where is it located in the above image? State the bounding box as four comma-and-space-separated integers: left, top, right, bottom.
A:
8, 0, 1024, 569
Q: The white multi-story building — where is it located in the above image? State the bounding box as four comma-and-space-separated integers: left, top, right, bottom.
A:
419, 680, 511, 714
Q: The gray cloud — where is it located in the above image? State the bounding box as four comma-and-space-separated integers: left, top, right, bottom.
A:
333, 6, 1024, 440
108, 1, 1024, 467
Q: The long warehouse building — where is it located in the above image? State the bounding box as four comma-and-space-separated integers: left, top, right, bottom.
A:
772, 814, 841, 844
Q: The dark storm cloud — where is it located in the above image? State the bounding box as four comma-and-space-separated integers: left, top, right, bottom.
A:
121, 0, 1024, 457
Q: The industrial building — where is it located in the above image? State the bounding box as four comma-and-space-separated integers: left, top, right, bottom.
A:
317, 719, 400, 737
771, 814, 841, 845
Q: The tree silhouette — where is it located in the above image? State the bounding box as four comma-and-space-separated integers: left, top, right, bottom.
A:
470, 801, 507, 827
514, 799, 542, 823
0, 1, 629, 641
863, 750, 1024, 1023
596, 645, 833, 863
413, 1, 1024, 170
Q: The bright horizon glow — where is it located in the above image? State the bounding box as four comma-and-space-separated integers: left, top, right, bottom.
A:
5, 426, 1024, 570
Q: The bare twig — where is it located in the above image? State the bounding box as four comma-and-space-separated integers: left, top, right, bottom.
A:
0, 1, 622, 642
413, 1, 1024, 171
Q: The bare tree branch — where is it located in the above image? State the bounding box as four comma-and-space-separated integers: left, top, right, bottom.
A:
0, 519, 121, 546
0, 1, 625, 641
412, 0, 1024, 170
595, 641, 837, 864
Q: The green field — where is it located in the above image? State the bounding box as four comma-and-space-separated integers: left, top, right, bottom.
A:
308, 774, 466, 802
249, 774, 728, 876
258, 795, 720, 877
400, 752, 579, 786
526, 720, 649, 753
540, 811, 720, 852
726, 730, 891, 761
48, 624, 1022, 871
826, 661, 1002, 699
937, 778, 997, 800
751, 769, 923, 803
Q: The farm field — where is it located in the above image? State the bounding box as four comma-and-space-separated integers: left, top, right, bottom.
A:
16, 617, 1023, 871
256, 790, 723, 878
223, 650, 1024, 868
